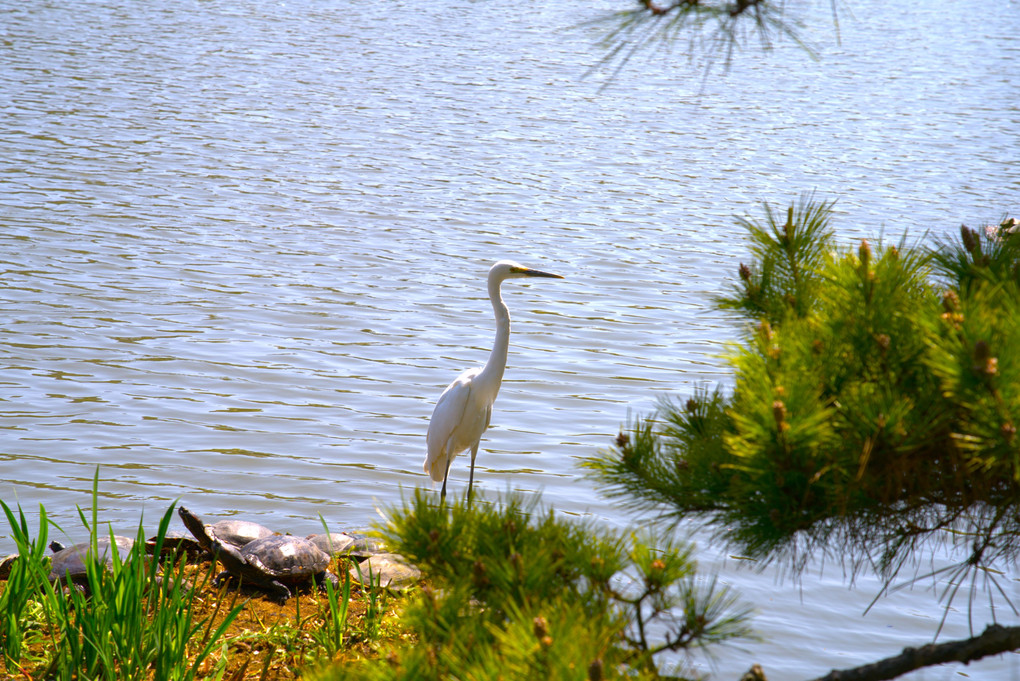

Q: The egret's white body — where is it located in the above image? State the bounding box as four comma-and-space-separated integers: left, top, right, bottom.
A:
424, 260, 563, 501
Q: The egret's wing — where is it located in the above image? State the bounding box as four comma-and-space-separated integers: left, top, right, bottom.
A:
424, 370, 479, 482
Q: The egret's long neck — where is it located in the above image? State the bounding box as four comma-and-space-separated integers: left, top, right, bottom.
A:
476, 275, 511, 394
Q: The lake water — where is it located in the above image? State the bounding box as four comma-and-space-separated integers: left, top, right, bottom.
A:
2, 0, 1018, 678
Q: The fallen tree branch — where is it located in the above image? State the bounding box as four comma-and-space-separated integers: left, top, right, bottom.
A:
809, 624, 1020, 681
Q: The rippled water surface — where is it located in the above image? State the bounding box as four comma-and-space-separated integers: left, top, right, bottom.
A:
2, 0, 1019, 678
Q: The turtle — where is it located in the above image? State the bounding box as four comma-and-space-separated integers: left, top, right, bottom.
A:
305, 531, 358, 557
47, 535, 137, 592
177, 506, 275, 555
306, 531, 387, 559
0, 553, 20, 580
179, 506, 336, 601
210, 533, 338, 602
349, 552, 421, 591
310, 532, 419, 591
306, 531, 416, 589
146, 530, 203, 558
346, 535, 387, 559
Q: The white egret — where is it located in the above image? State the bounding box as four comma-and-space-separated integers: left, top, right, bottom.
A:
424, 260, 563, 502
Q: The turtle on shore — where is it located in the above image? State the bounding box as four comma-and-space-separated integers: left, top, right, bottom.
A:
47, 535, 137, 593
349, 552, 421, 590
179, 506, 337, 602
307, 531, 419, 590
0, 553, 19, 580
146, 530, 204, 558
305, 531, 389, 557
305, 532, 358, 557
177, 506, 275, 554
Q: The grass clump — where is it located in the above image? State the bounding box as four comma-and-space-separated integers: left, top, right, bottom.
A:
1, 472, 245, 681
0, 475, 405, 680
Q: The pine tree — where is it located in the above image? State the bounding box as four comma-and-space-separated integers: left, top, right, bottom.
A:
584, 197, 1020, 672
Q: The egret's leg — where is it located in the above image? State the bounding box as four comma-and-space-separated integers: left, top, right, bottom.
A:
467, 441, 480, 504
440, 453, 453, 502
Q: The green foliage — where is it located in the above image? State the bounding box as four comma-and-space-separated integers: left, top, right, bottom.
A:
0, 472, 243, 680
0, 499, 51, 670
585, 203, 1020, 608
312, 571, 353, 654
718, 192, 836, 321
349, 558, 389, 643
44, 509, 240, 681
311, 489, 752, 681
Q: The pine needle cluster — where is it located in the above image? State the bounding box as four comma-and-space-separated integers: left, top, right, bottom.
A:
584, 201, 1020, 618
583, 0, 821, 84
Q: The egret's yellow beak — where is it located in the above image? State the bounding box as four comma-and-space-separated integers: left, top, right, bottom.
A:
513, 266, 563, 279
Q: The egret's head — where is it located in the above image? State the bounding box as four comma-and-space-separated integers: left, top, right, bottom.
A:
490, 260, 564, 283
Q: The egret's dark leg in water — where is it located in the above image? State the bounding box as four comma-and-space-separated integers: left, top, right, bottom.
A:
467, 442, 480, 504
440, 455, 452, 502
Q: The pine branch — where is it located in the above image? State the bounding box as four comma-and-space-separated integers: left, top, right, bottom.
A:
808, 624, 1020, 681
581, 0, 830, 86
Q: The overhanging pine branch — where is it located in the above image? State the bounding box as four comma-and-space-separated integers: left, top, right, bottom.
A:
808, 624, 1020, 681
